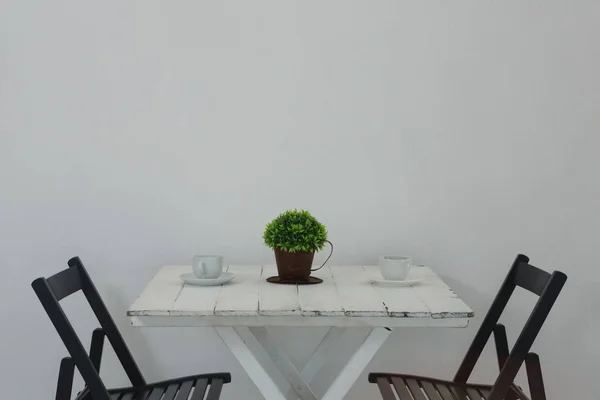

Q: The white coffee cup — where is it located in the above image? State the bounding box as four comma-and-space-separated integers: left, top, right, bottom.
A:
192, 255, 223, 279
379, 255, 412, 281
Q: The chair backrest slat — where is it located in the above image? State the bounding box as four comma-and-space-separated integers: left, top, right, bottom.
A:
452, 254, 567, 400
32, 257, 146, 399
453, 255, 522, 383
513, 262, 551, 296
46, 267, 82, 301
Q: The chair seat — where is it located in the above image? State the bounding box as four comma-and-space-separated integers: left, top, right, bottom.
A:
76, 373, 231, 400
369, 373, 530, 400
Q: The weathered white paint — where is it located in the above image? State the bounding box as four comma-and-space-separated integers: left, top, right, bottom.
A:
128, 266, 188, 316
411, 267, 478, 318
260, 264, 302, 316
214, 265, 261, 317
172, 265, 229, 316
329, 265, 389, 317
363, 266, 430, 317
130, 265, 472, 399
129, 314, 469, 328
128, 265, 473, 326
298, 265, 344, 317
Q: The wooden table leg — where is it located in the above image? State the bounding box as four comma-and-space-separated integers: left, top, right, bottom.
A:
219, 326, 391, 400
284, 327, 347, 400
321, 327, 392, 400
249, 327, 318, 400
215, 327, 287, 400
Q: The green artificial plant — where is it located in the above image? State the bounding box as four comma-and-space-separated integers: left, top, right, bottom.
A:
263, 209, 328, 253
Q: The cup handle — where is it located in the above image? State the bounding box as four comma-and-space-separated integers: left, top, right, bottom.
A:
200, 261, 207, 277
311, 240, 333, 272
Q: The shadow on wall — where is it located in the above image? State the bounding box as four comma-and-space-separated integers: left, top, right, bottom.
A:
440, 274, 542, 388
100, 285, 163, 385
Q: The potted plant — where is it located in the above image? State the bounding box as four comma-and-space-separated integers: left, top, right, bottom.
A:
263, 209, 333, 283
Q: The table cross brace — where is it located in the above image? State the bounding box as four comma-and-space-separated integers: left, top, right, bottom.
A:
216, 326, 391, 400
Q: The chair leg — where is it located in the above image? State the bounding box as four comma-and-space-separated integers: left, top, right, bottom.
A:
526, 353, 546, 400
90, 328, 106, 373
493, 324, 520, 400
493, 324, 509, 371
56, 357, 75, 400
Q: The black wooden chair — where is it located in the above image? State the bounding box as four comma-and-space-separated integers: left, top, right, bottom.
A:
32, 257, 231, 400
369, 254, 567, 400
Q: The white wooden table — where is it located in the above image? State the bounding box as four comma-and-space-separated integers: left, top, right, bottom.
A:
128, 265, 473, 400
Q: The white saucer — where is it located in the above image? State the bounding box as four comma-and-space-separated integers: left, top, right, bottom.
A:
179, 272, 235, 286
370, 278, 423, 287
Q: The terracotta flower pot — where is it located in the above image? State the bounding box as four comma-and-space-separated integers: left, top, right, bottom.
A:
273, 240, 334, 282
274, 248, 315, 281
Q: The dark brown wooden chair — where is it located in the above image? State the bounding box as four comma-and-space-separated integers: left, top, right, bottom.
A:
32, 257, 231, 400
369, 254, 567, 400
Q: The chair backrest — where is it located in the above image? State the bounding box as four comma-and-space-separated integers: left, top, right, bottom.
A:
453, 254, 567, 400
32, 257, 145, 400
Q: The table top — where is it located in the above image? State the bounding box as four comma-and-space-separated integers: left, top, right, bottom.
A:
127, 265, 473, 328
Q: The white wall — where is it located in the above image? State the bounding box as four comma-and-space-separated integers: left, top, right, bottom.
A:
1, 1, 599, 398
